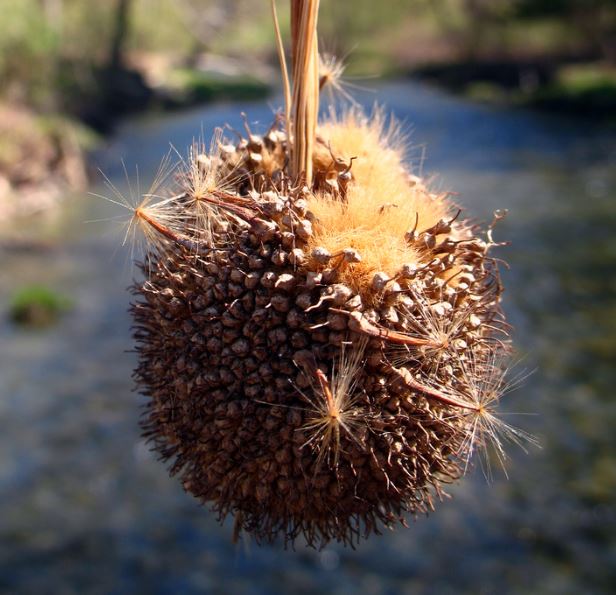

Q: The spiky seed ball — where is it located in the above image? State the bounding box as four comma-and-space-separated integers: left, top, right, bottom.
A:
126, 105, 527, 548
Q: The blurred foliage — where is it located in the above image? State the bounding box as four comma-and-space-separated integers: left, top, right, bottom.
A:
515, 0, 616, 59
166, 70, 270, 104
516, 0, 616, 17
531, 64, 616, 117
9, 285, 73, 327
0, 0, 60, 107
0, 0, 614, 120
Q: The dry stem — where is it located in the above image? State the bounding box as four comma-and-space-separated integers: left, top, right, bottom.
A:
290, 0, 320, 184
270, 0, 291, 137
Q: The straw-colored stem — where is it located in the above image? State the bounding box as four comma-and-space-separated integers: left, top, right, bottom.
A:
290, 0, 320, 185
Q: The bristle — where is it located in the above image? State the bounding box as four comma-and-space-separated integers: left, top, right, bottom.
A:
387, 288, 481, 374
176, 130, 243, 246
318, 53, 359, 106
307, 109, 452, 297
454, 352, 539, 478
92, 154, 187, 263
315, 107, 409, 180
297, 339, 368, 471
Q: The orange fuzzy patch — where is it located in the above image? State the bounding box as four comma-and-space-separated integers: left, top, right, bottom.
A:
307, 109, 452, 295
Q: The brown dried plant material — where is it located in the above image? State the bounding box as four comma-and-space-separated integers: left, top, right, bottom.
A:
117, 0, 535, 549
290, 0, 320, 184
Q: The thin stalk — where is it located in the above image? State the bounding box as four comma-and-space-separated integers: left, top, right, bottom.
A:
136, 207, 198, 251
401, 372, 481, 412
270, 0, 292, 138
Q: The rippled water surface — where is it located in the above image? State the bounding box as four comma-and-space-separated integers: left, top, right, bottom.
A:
1, 82, 615, 594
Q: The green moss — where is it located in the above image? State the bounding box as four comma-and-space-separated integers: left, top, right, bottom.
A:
9, 286, 73, 327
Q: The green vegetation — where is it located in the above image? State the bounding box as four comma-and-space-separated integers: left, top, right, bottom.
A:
9, 286, 73, 327
0, 0, 277, 121
2, 1, 613, 113
166, 70, 270, 105
2, 0, 615, 123
532, 64, 616, 117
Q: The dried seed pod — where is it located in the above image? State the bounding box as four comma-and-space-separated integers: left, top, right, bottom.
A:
274, 273, 296, 291
124, 11, 527, 550
271, 248, 288, 266
372, 271, 391, 292
311, 247, 332, 265
340, 248, 361, 264
296, 219, 313, 241
288, 248, 305, 266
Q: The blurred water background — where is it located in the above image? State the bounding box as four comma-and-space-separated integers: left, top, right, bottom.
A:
1, 80, 615, 594
1, 1, 616, 593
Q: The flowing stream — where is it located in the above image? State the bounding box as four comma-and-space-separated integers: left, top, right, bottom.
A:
1, 81, 615, 594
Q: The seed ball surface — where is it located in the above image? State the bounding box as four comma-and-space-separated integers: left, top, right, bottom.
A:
131, 119, 508, 548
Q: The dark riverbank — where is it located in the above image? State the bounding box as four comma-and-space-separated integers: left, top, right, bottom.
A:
77, 63, 272, 134
412, 58, 616, 120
